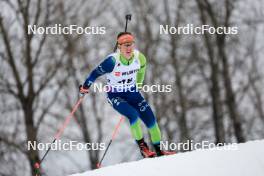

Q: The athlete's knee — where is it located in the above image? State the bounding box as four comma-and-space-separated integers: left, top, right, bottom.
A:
137, 100, 157, 128
137, 99, 150, 112
109, 97, 139, 125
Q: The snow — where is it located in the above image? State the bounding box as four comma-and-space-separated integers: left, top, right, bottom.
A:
70, 140, 264, 176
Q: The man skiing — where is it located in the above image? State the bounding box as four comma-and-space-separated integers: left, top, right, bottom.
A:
79, 32, 174, 157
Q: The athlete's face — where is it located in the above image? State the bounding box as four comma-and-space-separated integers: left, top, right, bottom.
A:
119, 42, 135, 59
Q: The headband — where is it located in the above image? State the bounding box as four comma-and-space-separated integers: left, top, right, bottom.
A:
117, 34, 134, 44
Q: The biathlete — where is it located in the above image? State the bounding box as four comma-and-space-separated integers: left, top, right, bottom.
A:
79, 32, 174, 157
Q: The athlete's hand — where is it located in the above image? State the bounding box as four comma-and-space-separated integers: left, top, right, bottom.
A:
79, 85, 89, 95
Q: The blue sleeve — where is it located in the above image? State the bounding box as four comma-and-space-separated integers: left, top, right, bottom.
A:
83, 56, 116, 88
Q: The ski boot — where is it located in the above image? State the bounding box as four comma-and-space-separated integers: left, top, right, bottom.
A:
136, 139, 156, 158
153, 143, 176, 157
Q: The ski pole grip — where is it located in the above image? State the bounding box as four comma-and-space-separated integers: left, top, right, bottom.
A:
126, 14, 132, 21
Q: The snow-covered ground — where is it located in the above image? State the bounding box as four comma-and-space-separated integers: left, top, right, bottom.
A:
70, 140, 264, 176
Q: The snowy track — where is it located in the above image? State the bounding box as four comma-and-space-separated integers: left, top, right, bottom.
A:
70, 140, 264, 176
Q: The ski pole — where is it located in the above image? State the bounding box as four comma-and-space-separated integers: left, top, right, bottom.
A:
124, 14, 131, 32
34, 94, 86, 175
96, 116, 125, 168
113, 14, 132, 52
